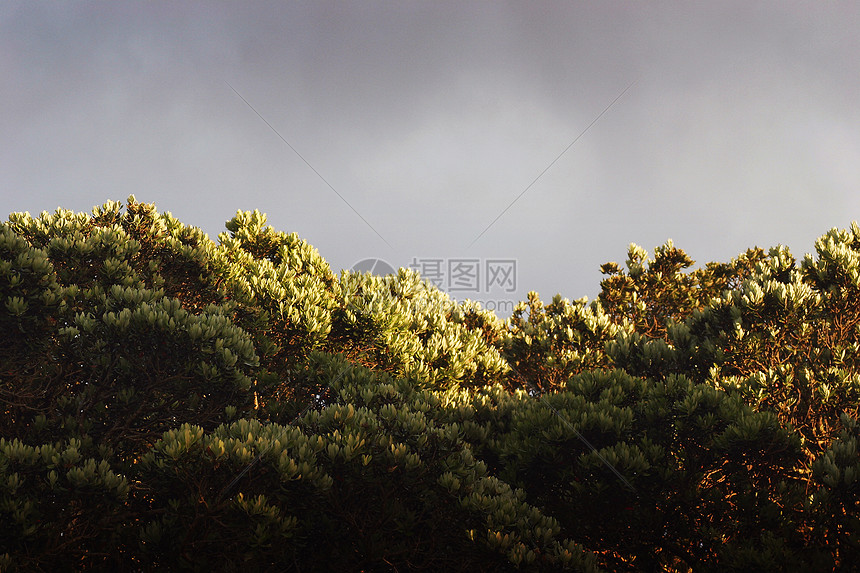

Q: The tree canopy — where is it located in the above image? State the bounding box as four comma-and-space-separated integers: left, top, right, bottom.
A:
2, 197, 858, 571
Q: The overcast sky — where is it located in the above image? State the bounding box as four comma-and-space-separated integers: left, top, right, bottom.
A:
4, 2, 860, 316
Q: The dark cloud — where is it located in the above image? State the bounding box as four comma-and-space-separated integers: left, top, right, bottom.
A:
3, 2, 859, 313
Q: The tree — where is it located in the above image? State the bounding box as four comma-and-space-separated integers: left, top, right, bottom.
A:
1, 197, 858, 571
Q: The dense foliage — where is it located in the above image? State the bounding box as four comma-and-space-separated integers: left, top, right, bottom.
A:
1, 197, 858, 571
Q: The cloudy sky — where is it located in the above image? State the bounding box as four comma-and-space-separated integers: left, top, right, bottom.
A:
3, 2, 860, 316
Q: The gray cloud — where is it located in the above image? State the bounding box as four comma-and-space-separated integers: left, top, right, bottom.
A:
3, 2, 859, 315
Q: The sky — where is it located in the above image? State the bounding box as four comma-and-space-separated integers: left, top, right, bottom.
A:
3, 2, 860, 317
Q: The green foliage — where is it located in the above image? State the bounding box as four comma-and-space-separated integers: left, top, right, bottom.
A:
2, 197, 859, 571
809, 413, 860, 568
599, 240, 768, 339
502, 292, 625, 393
433, 369, 809, 571
331, 268, 510, 389
0, 437, 130, 570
